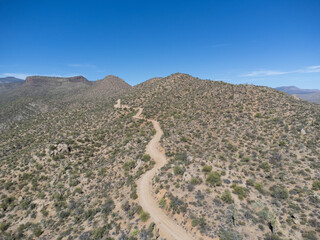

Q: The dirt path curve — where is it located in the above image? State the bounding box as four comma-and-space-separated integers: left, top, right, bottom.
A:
114, 99, 194, 240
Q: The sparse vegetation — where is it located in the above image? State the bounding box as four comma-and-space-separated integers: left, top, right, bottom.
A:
1, 73, 319, 239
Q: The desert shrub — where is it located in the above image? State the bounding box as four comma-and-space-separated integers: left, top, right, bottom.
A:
0, 222, 10, 232
187, 183, 194, 191
142, 154, 151, 161
270, 185, 289, 199
312, 180, 320, 190
254, 183, 266, 194
159, 198, 166, 208
232, 184, 249, 200
302, 231, 317, 240
259, 162, 270, 172
264, 234, 283, 240
255, 113, 263, 118
169, 194, 187, 213
221, 190, 234, 204
206, 171, 222, 186
101, 198, 115, 216
219, 229, 243, 240
202, 165, 212, 173
130, 191, 138, 200
246, 179, 255, 186
180, 136, 188, 142
174, 165, 184, 175
73, 187, 83, 194
91, 226, 106, 240
33, 226, 43, 237
191, 218, 199, 227
140, 211, 150, 222
1, 196, 15, 211
122, 160, 136, 171
191, 177, 200, 185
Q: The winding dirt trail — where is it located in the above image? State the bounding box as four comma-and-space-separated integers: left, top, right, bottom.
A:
114, 99, 194, 240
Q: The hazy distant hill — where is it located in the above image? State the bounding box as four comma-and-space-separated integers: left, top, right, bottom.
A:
0, 77, 25, 94
1, 73, 320, 240
0, 76, 24, 83
275, 86, 320, 104
275, 86, 320, 95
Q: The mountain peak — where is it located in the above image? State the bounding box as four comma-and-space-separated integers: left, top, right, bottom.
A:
167, 72, 195, 79
100, 75, 125, 82
92, 75, 131, 93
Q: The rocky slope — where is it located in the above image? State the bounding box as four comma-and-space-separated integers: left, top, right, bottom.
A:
122, 73, 320, 240
0, 73, 319, 240
0, 75, 131, 133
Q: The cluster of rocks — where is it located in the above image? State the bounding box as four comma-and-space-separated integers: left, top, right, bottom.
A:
45, 143, 71, 157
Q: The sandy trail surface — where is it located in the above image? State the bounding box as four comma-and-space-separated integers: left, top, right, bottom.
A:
115, 99, 194, 240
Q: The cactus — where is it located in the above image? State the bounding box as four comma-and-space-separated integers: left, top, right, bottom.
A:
269, 216, 277, 234
232, 204, 237, 226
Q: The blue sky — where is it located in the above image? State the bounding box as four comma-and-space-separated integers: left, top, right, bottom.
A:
0, 0, 319, 88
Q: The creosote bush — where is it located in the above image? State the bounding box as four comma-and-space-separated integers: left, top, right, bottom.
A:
206, 171, 222, 186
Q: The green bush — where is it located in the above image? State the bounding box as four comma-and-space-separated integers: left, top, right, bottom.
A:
33, 227, 43, 237
122, 160, 136, 171
191, 177, 200, 185
312, 180, 320, 190
259, 162, 270, 172
174, 165, 184, 175
221, 190, 234, 204
159, 198, 166, 208
191, 218, 199, 227
142, 154, 151, 162
232, 184, 249, 200
270, 185, 288, 199
91, 227, 106, 240
206, 171, 222, 186
254, 183, 266, 195
219, 229, 243, 240
202, 165, 212, 173
0, 222, 10, 232
246, 179, 255, 186
302, 231, 317, 240
140, 211, 150, 222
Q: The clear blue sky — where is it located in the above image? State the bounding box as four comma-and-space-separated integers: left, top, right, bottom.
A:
0, 0, 319, 88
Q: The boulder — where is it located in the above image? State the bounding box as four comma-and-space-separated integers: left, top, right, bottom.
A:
135, 159, 143, 169
46, 143, 70, 157
57, 143, 70, 154
183, 171, 192, 182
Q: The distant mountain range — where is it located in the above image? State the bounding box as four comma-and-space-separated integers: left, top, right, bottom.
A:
275, 86, 320, 104
0, 77, 25, 94
0, 76, 24, 83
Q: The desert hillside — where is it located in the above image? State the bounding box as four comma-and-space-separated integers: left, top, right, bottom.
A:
0, 75, 131, 133
0, 74, 320, 240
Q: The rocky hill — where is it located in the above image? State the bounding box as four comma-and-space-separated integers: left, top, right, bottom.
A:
122, 73, 320, 240
0, 75, 131, 133
0, 73, 319, 240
